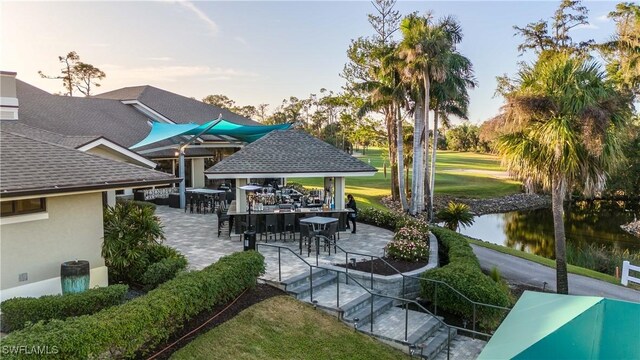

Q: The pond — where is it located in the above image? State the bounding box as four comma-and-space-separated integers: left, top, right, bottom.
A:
459, 200, 640, 259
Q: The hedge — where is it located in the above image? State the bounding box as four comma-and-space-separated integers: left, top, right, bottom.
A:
420, 227, 512, 330
1, 251, 266, 359
115, 198, 157, 212
141, 256, 188, 290
1, 285, 128, 333
358, 207, 426, 232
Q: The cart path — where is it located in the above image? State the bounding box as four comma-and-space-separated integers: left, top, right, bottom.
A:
471, 244, 640, 302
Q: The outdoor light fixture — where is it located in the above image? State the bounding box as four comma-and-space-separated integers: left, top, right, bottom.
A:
350, 258, 356, 268
353, 317, 359, 330
409, 344, 417, 356
312, 300, 318, 310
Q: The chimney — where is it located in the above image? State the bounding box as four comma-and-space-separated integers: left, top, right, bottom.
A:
0, 71, 19, 120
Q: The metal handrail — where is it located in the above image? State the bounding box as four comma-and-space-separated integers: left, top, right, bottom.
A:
255, 243, 499, 359
331, 241, 511, 332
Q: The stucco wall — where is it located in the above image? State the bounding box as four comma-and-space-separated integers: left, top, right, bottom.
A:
0, 193, 106, 293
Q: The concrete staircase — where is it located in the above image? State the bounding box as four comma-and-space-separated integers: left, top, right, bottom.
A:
282, 269, 456, 359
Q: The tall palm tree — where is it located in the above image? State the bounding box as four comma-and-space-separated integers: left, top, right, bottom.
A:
497, 52, 631, 294
428, 51, 477, 221
398, 13, 462, 215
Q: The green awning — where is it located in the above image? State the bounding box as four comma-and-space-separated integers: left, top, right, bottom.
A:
130, 120, 292, 149
479, 291, 640, 360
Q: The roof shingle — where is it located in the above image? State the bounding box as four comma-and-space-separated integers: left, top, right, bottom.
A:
0, 131, 178, 197
204, 130, 377, 176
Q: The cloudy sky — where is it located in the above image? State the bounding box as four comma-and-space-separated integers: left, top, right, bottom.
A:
1, 1, 618, 124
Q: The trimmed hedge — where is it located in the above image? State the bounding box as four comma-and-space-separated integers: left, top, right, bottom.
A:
115, 198, 157, 212
421, 227, 512, 329
1, 251, 265, 359
141, 256, 188, 290
1, 285, 128, 333
358, 207, 426, 232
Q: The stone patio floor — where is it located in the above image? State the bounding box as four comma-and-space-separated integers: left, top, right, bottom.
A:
155, 205, 393, 282
155, 205, 486, 359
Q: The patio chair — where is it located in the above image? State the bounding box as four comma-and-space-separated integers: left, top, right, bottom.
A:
280, 213, 296, 242
299, 222, 313, 255
260, 214, 278, 242
320, 221, 338, 254
216, 207, 229, 237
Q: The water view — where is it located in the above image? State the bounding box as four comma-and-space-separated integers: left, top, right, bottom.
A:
460, 200, 640, 259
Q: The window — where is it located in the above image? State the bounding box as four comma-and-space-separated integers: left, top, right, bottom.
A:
1, 198, 46, 217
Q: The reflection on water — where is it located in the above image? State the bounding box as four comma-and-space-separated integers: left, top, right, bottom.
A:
459, 200, 640, 258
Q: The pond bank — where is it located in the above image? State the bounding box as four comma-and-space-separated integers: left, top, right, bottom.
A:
382, 193, 551, 216
622, 220, 640, 238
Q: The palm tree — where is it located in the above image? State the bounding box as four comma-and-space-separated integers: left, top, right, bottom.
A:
437, 201, 474, 231
496, 52, 631, 294
398, 13, 462, 215
428, 50, 477, 221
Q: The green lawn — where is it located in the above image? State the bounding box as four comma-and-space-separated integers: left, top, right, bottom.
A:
171, 295, 411, 360
289, 148, 522, 209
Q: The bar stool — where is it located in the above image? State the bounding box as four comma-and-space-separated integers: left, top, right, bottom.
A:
261, 214, 278, 242
280, 213, 296, 242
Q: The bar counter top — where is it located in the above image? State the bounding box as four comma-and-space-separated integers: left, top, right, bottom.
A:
226, 201, 352, 216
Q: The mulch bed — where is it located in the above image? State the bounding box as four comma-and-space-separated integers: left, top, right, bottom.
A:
334, 257, 428, 276
140, 283, 285, 360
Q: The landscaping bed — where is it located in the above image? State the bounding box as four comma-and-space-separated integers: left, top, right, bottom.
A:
144, 283, 285, 360
334, 257, 428, 276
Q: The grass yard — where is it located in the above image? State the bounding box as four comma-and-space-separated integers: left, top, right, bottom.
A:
171, 295, 410, 360
288, 148, 522, 209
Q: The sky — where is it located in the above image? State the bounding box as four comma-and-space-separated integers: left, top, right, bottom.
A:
1, 1, 619, 125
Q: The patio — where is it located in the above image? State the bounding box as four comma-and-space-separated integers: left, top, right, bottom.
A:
155, 205, 394, 282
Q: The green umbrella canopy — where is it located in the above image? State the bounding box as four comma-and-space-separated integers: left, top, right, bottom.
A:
130, 119, 292, 149
479, 291, 640, 360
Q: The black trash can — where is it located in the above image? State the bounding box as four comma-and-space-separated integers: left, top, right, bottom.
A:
243, 231, 256, 251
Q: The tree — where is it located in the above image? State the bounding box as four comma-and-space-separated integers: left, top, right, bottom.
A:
202, 94, 235, 109
599, 2, 640, 97
496, 53, 631, 294
428, 49, 477, 220
446, 123, 480, 151
437, 201, 474, 231
38, 51, 106, 96
398, 13, 462, 214
513, 0, 594, 55
343, 0, 402, 202
72, 62, 106, 96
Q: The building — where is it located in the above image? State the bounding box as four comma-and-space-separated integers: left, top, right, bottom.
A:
0, 130, 178, 300
0, 71, 259, 192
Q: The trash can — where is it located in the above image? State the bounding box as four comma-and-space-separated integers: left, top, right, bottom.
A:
243, 231, 256, 251
60, 260, 90, 295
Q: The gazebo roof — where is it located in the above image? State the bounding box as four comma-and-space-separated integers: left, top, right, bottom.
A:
205, 130, 377, 179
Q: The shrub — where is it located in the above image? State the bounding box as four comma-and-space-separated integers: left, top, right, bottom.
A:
394, 224, 430, 243
103, 202, 166, 284
141, 257, 188, 290
0, 251, 265, 359
385, 239, 429, 262
437, 201, 474, 231
566, 242, 640, 276
115, 198, 157, 212
421, 226, 511, 330
1, 285, 128, 332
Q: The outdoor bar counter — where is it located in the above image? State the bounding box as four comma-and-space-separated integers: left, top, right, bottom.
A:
226, 201, 352, 235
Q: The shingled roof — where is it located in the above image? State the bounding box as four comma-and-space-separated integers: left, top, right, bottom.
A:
204, 130, 377, 178
0, 131, 179, 198
94, 85, 259, 126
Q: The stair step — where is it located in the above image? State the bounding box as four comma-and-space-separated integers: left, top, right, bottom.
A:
300, 283, 369, 309
406, 315, 443, 344
419, 328, 457, 360
344, 297, 394, 326
287, 273, 336, 299
282, 268, 328, 289
340, 293, 372, 318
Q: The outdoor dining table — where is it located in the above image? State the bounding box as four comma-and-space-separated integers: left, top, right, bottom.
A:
299, 216, 338, 257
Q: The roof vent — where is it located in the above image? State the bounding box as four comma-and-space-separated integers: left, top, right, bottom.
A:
0, 71, 19, 120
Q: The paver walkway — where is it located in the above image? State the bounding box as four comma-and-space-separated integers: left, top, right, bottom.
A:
155, 206, 394, 281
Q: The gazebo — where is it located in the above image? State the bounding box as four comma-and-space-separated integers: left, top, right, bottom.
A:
478, 291, 640, 359
204, 129, 377, 212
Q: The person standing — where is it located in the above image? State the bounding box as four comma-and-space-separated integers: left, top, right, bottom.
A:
345, 194, 357, 233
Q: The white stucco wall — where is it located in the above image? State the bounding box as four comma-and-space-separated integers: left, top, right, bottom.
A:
0, 193, 108, 299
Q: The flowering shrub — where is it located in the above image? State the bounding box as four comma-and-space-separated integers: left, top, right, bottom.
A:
394, 225, 429, 243
385, 239, 429, 262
